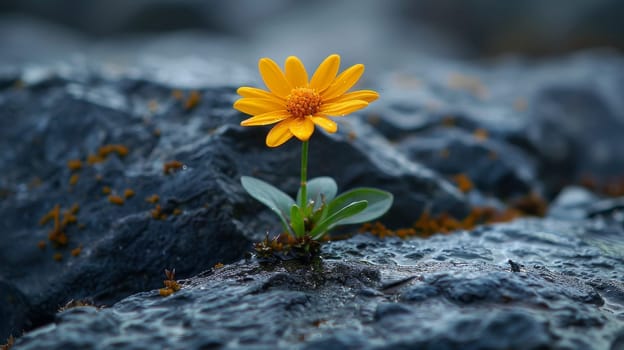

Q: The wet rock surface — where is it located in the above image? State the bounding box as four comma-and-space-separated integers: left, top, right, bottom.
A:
13, 217, 624, 350
1, 23, 624, 350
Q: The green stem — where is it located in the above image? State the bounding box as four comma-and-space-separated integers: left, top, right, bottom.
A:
299, 141, 309, 209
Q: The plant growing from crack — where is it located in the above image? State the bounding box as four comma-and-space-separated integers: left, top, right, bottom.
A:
234, 54, 393, 254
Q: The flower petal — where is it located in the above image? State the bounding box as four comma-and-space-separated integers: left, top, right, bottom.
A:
259, 58, 292, 98
289, 116, 315, 141
234, 98, 286, 116
237, 87, 285, 103
325, 90, 379, 104
321, 64, 364, 100
310, 54, 340, 91
321, 100, 369, 116
266, 119, 295, 147
285, 56, 308, 88
310, 115, 337, 133
240, 110, 290, 126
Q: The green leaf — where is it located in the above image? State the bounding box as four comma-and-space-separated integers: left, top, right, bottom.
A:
326, 188, 393, 226
297, 177, 338, 210
290, 204, 305, 238
240, 176, 295, 230
310, 200, 368, 239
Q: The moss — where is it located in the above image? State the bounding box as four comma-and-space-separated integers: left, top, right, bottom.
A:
254, 233, 321, 261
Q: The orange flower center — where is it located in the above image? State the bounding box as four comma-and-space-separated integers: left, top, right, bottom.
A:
286, 88, 322, 118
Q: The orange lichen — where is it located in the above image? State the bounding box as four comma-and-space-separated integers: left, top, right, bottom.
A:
580, 174, 624, 197
98, 144, 129, 158
509, 192, 548, 217
173, 208, 182, 216
108, 195, 125, 205
40, 204, 79, 247
184, 91, 201, 110
102, 186, 112, 195
71, 246, 82, 257
61, 204, 79, 226
151, 205, 167, 220
87, 154, 104, 165
53, 253, 63, 261
39, 204, 60, 226
473, 128, 488, 141
214, 262, 224, 269
145, 194, 160, 204
361, 194, 547, 240
452, 173, 474, 193
48, 230, 68, 246
37, 240, 47, 250
153, 128, 162, 137
159, 269, 181, 297
69, 174, 80, 186
163, 160, 184, 174
439, 148, 450, 158
67, 159, 83, 171
124, 188, 135, 199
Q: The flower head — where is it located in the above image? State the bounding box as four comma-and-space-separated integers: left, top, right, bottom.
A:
234, 54, 379, 147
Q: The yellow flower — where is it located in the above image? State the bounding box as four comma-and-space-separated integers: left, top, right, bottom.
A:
234, 54, 379, 147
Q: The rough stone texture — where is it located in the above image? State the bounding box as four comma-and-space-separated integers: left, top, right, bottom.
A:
13, 215, 624, 349
0, 61, 464, 339
1, 20, 624, 350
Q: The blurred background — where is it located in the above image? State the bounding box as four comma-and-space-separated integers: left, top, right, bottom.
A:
1, 0, 623, 69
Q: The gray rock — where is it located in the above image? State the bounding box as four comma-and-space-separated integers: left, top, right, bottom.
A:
13, 219, 624, 349
0, 59, 464, 338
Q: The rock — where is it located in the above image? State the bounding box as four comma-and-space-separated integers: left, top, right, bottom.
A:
13, 218, 624, 349
372, 52, 624, 197
0, 58, 466, 338
0, 280, 30, 341
2, 17, 624, 350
